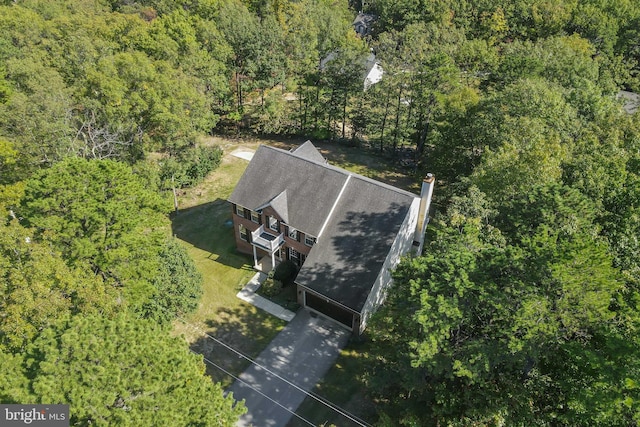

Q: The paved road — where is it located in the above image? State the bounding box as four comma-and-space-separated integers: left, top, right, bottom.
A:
228, 309, 350, 427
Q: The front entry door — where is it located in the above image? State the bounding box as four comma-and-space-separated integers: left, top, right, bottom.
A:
289, 247, 300, 266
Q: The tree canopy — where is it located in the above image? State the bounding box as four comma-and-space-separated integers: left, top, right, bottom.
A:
0, 156, 226, 422
0, 314, 244, 425
1, 0, 639, 425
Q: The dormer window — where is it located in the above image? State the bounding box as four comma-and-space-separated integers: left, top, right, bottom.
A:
269, 216, 279, 232
288, 227, 298, 240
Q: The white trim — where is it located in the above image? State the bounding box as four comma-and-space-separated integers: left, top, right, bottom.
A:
288, 227, 298, 239
304, 235, 316, 246
250, 211, 260, 223
317, 174, 351, 240
239, 224, 248, 242
268, 215, 278, 231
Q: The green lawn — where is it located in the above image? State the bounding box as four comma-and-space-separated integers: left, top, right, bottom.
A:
287, 341, 377, 426
171, 146, 286, 388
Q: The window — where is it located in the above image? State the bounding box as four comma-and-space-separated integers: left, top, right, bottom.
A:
305, 235, 316, 246
250, 211, 260, 223
239, 224, 248, 242
288, 227, 298, 240
235, 205, 245, 218
289, 247, 299, 260
269, 216, 278, 232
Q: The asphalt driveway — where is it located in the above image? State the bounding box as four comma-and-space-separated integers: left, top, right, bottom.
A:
228, 309, 351, 427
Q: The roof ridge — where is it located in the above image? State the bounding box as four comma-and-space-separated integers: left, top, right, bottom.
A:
317, 174, 352, 240
258, 144, 418, 199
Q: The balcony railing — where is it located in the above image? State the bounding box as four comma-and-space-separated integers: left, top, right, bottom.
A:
251, 225, 285, 253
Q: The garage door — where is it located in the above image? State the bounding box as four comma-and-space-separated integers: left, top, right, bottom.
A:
304, 292, 354, 329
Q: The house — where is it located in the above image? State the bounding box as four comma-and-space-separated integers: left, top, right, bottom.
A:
363, 52, 384, 90
320, 51, 384, 91
353, 12, 376, 37
228, 141, 434, 334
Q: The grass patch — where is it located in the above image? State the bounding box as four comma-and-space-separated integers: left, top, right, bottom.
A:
288, 340, 377, 426
170, 148, 286, 388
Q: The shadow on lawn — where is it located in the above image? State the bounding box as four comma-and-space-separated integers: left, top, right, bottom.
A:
190, 304, 286, 387
170, 199, 251, 270
286, 340, 377, 427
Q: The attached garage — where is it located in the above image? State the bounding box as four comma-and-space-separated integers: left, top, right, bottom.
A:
301, 289, 356, 330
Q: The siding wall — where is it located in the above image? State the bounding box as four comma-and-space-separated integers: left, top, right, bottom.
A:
358, 197, 420, 334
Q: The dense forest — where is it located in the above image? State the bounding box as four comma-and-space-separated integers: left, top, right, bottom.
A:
1, 0, 639, 425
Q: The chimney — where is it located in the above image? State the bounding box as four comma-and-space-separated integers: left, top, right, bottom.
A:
413, 173, 435, 256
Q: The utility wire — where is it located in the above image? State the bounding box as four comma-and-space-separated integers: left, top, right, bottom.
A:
194, 351, 315, 427
178, 315, 372, 427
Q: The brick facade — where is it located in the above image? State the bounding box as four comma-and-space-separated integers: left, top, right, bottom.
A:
231, 204, 258, 253
230, 203, 316, 266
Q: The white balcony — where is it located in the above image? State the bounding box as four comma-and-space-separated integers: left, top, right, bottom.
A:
251, 225, 285, 253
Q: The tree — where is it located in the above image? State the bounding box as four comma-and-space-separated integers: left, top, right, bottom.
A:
19, 158, 170, 313
0, 314, 245, 425
0, 55, 75, 167
217, 0, 262, 113
0, 219, 115, 351
471, 115, 566, 201
430, 77, 577, 184
367, 184, 638, 425
141, 238, 203, 324
82, 50, 215, 157
319, 43, 368, 140
370, 22, 470, 155
0, 138, 19, 184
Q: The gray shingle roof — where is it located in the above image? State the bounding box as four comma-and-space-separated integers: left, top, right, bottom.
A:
257, 190, 290, 224
292, 140, 327, 163
295, 176, 414, 312
228, 145, 347, 236
229, 142, 418, 312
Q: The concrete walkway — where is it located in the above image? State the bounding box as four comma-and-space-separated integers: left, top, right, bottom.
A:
236, 272, 296, 322
231, 149, 255, 161
228, 310, 351, 427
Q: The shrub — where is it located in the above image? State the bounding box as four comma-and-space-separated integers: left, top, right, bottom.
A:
273, 260, 299, 287
183, 145, 223, 185
257, 270, 280, 297
160, 145, 223, 188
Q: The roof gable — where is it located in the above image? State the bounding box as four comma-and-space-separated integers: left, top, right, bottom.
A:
228, 145, 348, 235
260, 190, 289, 223
292, 140, 326, 163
